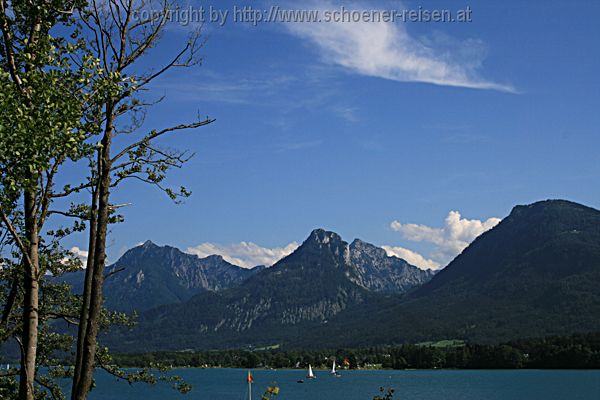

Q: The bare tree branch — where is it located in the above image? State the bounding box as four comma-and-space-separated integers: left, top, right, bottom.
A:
0, 207, 34, 269
111, 118, 214, 163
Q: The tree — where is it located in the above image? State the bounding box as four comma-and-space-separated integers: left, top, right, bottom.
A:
1, 1, 212, 399
68, 2, 214, 399
0, 1, 101, 398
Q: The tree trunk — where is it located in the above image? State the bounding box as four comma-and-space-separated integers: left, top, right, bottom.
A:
71, 184, 98, 394
71, 102, 114, 400
1, 272, 19, 324
19, 186, 40, 400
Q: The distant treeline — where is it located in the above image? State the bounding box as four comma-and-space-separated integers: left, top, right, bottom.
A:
113, 332, 600, 369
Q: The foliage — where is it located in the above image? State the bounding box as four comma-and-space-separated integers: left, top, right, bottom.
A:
261, 386, 280, 400
0, 3, 102, 198
1, 0, 213, 398
105, 332, 600, 370
95, 347, 192, 394
372, 387, 395, 400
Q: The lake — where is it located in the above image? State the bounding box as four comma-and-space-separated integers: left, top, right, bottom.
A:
84, 368, 600, 399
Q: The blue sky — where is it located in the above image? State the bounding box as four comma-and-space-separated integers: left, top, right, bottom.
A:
64, 0, 600, 269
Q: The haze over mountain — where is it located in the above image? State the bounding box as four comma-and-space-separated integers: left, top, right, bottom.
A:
98, 200, 600, 352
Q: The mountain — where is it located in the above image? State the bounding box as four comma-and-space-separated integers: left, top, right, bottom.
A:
64, 240, 259, 312
107, 229, 432, 351
349, 239, 435, 292
319, 200, 600, 345
107, 199, 600, 351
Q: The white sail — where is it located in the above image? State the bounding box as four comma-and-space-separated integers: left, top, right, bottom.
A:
307, 364, 315, 378
331, 360, 336, 374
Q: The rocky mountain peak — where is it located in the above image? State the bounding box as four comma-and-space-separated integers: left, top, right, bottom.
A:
202, 254, 225, 262
140, 239, 158, 249
350, 238, 387, 259
307, 228, 343, 246
347, 237, 434, 293
293, 228, 351, 265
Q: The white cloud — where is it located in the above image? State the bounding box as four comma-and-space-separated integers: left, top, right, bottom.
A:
283, 2, 515, 92
70, 246, 89, 263
59, 246, 88, 269
186, 241, 299, 268
390, 211, 501, 266
382, 245, 441, 270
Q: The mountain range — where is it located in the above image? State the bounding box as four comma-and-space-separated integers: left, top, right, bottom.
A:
63, 242, 264, 312
89, 199, 600, 351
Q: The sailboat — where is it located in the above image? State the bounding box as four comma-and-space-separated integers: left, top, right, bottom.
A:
330, 360, 341, 377
246, 371, 254, 400
306, 364, 316, 379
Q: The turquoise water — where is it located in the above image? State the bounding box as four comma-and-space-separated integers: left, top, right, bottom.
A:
83, 369, 600, 400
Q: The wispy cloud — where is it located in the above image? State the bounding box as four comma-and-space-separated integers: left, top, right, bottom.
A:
155, 67, 356, 119
156, 71, 296, 105
389, 211, 501, 267
274, 139, 323, 152
283, 1, 515, 92
186, 241, 299, 268
332, 105, 359, 122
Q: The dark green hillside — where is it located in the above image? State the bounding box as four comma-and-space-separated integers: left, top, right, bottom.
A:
419, 199, 600, 294
318, 200, 600, 346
